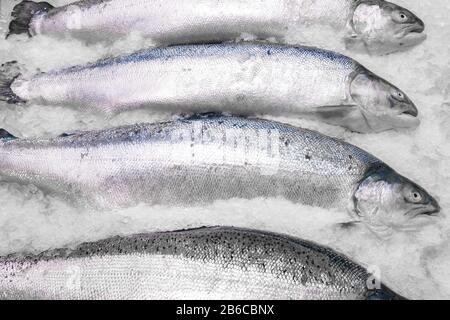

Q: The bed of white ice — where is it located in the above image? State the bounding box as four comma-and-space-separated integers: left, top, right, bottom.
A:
0, 0, 449, 299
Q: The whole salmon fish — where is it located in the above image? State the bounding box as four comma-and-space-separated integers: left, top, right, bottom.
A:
0, 227, 407, 300
6, 0, 426, 54
0, 44, 419, 133
0, 115, 439, 234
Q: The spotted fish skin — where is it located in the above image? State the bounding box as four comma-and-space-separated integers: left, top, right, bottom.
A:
0, 227, 405, 300
0, 115, 381, 210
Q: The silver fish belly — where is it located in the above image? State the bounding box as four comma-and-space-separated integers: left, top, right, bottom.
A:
29, 0, 352, 43
0, 115, 379, 209
0, 227, 405, 300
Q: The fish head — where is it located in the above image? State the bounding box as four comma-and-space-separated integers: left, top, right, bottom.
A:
354, 166, 441, 229
350, 0, 426, 54
349, 69, 419, 132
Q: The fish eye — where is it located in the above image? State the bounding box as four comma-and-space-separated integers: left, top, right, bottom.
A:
392, 11, 410, 23
391, 90, 405, 101
406, 189, 423, 203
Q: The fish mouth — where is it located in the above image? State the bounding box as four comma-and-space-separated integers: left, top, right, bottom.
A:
395, 24, 427, 46
407, 204, 441, 219
400, 108, 418, 117
393, 113, 420, 128
389, 97, 419, 119
394, 102, 419, 123
405, 23, 425, 34
396, 20, 425, 36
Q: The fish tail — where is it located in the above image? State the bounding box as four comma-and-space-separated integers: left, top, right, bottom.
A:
6, 1, 54, 38
367, 284, 408, 300
0, 61, 26, 104
0, 129, 17, 141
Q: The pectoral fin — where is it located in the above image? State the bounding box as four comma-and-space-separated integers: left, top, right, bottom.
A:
59, 132, 76, 138
337, 221, 362, 229
58, 129, 89, 138
314, 105, 357, 120
314, 105, 373, 133
336, 221, 394, 240
344, 32, 366, 51
367, 224, 394, 240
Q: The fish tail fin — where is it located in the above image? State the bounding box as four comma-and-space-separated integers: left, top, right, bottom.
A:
6, 1, 54, 38
367, 284, 408, 300
0, 61, 26, 104
0, 129, 17, 141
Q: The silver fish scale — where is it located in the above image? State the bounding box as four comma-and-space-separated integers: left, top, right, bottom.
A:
31, 0, 354, 42
0, 227, 375, 300
47, 43, 356, 75
0, 116, 382, 209
12, 43, 359, 117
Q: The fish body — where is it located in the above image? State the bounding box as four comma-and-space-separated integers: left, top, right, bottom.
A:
0, 115, 439, 231
7, 0, 426, 54
0, 115, 373, 209
7, 44, 419, 133
0, 226, 406, 300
